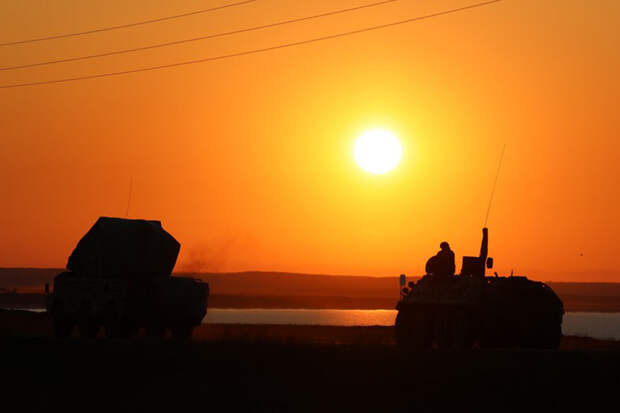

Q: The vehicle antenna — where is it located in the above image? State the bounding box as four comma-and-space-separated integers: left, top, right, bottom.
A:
126, 176, 133, 217
484, 144, 506, 227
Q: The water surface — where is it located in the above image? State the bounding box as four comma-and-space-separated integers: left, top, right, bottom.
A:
204, 309, 620, 341
5, 307, 620, 341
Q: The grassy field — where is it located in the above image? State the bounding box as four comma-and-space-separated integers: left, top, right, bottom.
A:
1, 309, 620, 412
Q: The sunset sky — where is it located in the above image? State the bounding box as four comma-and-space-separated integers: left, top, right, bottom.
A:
1, 0, 618, 281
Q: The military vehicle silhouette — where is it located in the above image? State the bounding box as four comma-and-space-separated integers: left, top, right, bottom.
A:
395, 228, 564, 349
46, 217, 209, 339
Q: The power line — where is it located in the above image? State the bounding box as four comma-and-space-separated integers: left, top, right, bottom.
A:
0, 0, 505, 89
0, 0, 258, 47
0, 0, 398, 71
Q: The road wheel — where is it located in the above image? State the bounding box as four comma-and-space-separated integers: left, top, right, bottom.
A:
103, 303, 131, 338
435, 311, 453, 350
396, 309, 432, 351
522, 316, 562, 349
78, 302, 100, 338
410, 311, 434, 350
538, 321, 562, 349
146, 325, 166, 338
451, 310, 475, 350
171, 325, 194, 340
395, 310, 412, 349
52, 300, 73, 338
105, 319, 132, 339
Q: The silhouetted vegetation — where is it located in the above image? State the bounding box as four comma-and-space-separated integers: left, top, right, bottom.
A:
2, 309, 620, 411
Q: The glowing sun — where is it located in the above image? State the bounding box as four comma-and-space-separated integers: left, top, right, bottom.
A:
353, 129, 402, 174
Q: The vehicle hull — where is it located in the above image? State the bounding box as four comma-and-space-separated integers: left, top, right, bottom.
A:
395, 275, 563, 350
46, 272, 209, 338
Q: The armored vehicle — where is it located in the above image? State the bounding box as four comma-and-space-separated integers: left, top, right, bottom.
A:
395, 228, 564, 349
46, 217, 209, 339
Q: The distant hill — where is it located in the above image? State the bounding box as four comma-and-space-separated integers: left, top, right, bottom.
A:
186, 271, 401, 298
0, 268, 402, 295
0, 268, 62, 291
1, 268, 620, 311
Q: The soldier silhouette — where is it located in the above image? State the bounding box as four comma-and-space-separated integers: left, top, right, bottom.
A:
425, 241, 456, 278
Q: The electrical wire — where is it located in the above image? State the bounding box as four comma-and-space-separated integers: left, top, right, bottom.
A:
0, 0, 398, 71
0, 0, 258, 47
0, 0, 504, 89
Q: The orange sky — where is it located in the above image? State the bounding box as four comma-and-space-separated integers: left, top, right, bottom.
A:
1, 0, 619, 281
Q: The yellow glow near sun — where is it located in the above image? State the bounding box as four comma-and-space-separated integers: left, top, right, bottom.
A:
353, 129, 402, 174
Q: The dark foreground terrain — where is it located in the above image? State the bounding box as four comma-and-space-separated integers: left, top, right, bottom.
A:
2, 310, 620, 412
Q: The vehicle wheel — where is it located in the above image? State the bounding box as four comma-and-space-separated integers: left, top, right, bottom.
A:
104, 304, 131, 338
78, 302, 100, 338
79, 319, 99, 338
479, 316, 501, 348
435, 311, 453, 350
395, 310, 412, 349
480, 317, 516, 349
539, 322, 562, 349
171, 325, 194, 340
451, 310, 475, 350
52, 300, 74, 338
395, 307, 434, 351
411, 311, 434, 350
524, 317, 562, 349
105, 319, 132, 339
146, 325, 166, 338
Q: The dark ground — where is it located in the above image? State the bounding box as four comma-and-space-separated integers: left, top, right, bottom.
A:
1, 310, 620, 412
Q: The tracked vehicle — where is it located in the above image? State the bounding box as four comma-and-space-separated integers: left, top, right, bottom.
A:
46, 217, 209, 339
395, 228, 564, 349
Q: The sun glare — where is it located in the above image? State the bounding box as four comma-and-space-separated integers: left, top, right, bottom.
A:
353, 129, 402, 174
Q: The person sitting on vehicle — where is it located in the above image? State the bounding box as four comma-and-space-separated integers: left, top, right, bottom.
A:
425, 241, 456, 278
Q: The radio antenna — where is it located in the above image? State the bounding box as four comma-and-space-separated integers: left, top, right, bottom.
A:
125, 175, 133, 217
484, 144, 506, 227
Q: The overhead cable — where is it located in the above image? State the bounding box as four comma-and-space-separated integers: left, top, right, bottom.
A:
0, 0, 398, 71
0, 0, 504, 89
0, 0, 258, 47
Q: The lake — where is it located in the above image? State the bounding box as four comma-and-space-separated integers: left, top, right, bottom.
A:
5, 307, 620, 341
204, 309, 620, 341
